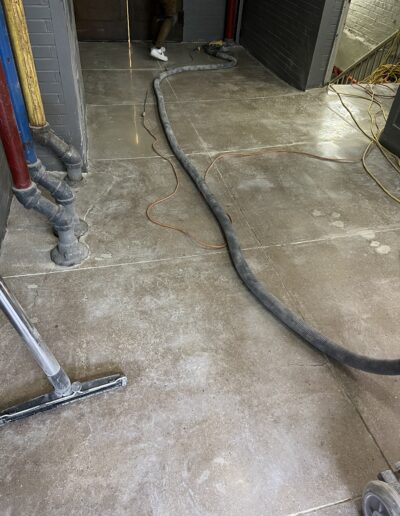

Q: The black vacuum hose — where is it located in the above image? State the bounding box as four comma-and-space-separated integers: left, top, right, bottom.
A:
153, 50, 400, 375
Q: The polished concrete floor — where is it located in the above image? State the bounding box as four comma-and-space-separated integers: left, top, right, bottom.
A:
1, 42, 400, 515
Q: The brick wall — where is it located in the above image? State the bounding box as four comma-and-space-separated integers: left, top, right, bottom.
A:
240, 0, 344, 90
23, 0, 86, 171
345, 0, 399, 46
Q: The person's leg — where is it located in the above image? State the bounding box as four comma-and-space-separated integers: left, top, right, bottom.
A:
154, 17, 173, 49
151, 0, 163, 46
151, 0, 177, 60
151, 17, 161, 46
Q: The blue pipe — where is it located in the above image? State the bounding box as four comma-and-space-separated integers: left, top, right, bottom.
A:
0, 2, 37, 165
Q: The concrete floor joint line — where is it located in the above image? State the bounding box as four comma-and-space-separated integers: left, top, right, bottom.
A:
288, 496, 361, 515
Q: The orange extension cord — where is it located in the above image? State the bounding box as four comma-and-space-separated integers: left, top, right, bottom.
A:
143, 82, 397, 250
142, 94, 359, 250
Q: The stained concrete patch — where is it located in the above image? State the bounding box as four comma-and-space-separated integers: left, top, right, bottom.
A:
312, 209, 324, 217
376, 244, 391, 255
358, 229, 376, 240
331, 220, 345, 228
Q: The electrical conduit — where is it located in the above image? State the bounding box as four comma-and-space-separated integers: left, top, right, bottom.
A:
225, 0, 238, 41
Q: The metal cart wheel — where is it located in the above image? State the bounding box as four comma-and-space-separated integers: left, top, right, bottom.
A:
363, 480, 400, 516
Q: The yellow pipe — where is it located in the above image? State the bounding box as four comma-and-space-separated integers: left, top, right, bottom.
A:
3, 0, 46, 127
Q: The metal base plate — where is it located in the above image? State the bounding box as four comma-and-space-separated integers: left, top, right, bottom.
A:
50, 241, 89, 267
0, 373, 127, 427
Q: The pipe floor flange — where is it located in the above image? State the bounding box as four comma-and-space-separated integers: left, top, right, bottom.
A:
50, 241, 89, 267
64, 176, 83, 189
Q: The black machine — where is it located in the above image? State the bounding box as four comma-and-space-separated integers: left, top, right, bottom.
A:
363, 465, 400, 515
380, 87, 400, 158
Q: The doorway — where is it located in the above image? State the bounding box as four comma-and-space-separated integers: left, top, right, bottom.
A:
73, 0, 183, 42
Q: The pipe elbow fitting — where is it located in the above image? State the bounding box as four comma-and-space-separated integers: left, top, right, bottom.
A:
13, 184, 41, 210
13, 183, 71, 232
59, 144, 82, 167
31, 123, 83, 183
28, 160, 75, 205
30, 123, 52, 146
27, 161, 88, 238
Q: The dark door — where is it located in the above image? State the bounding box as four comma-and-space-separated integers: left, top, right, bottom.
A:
74, 0, 183, 42
73, 0, 129, 41
130, 0, 183, 41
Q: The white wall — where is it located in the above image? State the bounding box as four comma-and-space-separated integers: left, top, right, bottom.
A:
346, 0, 399, 46
336, 0, 399, 69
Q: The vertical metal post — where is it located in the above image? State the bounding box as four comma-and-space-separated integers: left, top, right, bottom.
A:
0, 277, 72, 396
235, 0, 244, 44
225, 0, 238, 42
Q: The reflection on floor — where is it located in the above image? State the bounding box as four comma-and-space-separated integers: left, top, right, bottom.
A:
1, 41, 400, 515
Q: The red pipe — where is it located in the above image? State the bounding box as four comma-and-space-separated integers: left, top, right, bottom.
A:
0, 58, 31, 189
225, 0, 237, 41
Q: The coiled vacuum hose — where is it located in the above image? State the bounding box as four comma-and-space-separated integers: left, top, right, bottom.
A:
153, 51, 400, 375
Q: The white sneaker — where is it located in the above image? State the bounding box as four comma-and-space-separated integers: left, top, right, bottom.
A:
150, 47, 168, 62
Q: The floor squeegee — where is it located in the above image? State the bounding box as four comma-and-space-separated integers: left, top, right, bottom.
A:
0, 276, 127, 426
0, 51, 126, 426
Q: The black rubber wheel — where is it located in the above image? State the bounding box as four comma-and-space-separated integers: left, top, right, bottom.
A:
363, 481, 400, 515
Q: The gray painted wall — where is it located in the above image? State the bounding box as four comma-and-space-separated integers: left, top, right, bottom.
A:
240, 0, 344, 90
308, 0, 346, 87
24, 0, 87, 171
0, 142, 12, 249
183, 0, 226, 42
